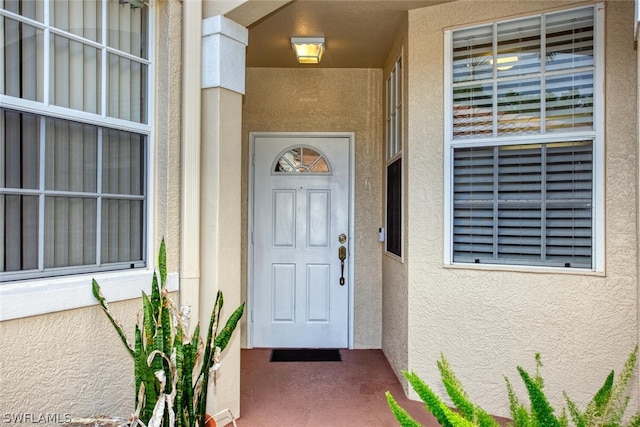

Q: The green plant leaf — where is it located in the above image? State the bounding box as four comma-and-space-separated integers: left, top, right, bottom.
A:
386, 391, 423, 427
159, 238, 167, 289
533, 354, 544, 389
592, 370, 614, 419
517, 366, 561, 427
151, 271, 161, 321
214, 302, 245, 352
626, 412, 640, 427
437, 356, 499, 427
438, 356, 474, 420
506, 376, 532, 427
603, 345, 638, 425
142, 292, 155, 348
151, 320, 165, 375
174, 329, 184, 427
564, 391, 586, 427
160, 300, 173, 392
134, 324, 143, 409
403, 370, 455, 427
92, 279, 134, 358
197, 292, 223, 423
558, 407, 569, 427
202, 292, 223, 374
443, 410, 480, 427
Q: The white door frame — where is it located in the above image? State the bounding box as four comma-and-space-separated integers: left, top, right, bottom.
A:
247, 131, 355, 349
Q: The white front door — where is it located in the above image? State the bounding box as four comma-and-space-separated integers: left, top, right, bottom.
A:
250, 133, 352, 348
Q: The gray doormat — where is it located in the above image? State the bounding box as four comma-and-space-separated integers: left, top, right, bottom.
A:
270, 348, 342, 362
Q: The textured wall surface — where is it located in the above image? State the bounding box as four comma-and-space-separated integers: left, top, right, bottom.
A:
0, 0, 183, 420
406, 0, 638, 418
1, 300, 138, 420
154, 0, 184, 266
242, 68, 384, 349
381, 16, 411, 391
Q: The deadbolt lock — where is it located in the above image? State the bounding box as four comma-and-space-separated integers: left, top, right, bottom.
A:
338, 233, 347, 244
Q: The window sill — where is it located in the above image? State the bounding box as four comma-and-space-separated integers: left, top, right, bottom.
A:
444, 262, 605, 277
0, 269, 179, 321
384, 251, 404, 264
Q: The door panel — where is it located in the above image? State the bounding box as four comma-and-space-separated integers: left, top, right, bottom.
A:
273, 264, 295, 321
307, 264, 330, 321
273, 190, 296, 247
251, 135, 350, 348
308, 190, 330, 247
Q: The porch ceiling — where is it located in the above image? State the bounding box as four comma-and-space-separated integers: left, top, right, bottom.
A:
225, 0, 453, 68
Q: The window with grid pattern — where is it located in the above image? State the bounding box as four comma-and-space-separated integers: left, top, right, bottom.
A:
0, 0, 150, 281
446, 4, 601, 269
386, 55, 402, 258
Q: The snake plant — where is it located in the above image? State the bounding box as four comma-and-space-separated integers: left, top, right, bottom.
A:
93, 239, 244, 427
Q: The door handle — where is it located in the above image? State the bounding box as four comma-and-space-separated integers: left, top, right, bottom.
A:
338, 245, 347, 286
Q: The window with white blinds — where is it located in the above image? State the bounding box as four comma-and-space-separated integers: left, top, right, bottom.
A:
0, 0, 150, 281
446, 4, 601, 269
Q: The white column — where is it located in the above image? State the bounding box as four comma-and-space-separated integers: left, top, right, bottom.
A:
201, 15, 248, 94
200, 14, 248, 419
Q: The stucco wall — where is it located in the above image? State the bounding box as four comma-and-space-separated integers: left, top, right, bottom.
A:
405, 0, 638, 418
381, 16, 411, 390
242, 68, 384, 349
2, 299, 138, 420
0, 0, 183, 420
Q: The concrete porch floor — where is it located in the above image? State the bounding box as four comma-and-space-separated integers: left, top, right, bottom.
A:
235, 348, 507, 427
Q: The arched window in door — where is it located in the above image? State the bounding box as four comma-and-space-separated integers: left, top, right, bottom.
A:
273, 146, 330, 174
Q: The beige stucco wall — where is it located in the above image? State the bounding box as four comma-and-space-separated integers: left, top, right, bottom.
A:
242, 67, 384, 349
403, 0, 638, 418
0, 0, 183, 420
1, 299, 140, 420
381, 16, 411, 388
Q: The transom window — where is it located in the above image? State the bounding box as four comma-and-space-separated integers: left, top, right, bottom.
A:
1, 0, 150, 281
445, 4, 603, 270
273, 146, 330, 174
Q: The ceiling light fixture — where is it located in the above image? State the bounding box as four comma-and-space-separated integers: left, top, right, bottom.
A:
291, 37, 325, 64
490, 55, 519, 71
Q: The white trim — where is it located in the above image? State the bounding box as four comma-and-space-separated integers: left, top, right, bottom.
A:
146, 0, 156, 278
247, 136, 255, 347
0, 96, 152, 134
593, 2, 605, 273
179, 0, 202, 328
443, 29, 454, 265
247, 132, 356, 349
348, 132, 355, 349
0, 271, 179, 321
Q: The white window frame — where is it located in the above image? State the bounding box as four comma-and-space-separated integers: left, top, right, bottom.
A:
443, 4, 605, 273
0, 0, 165, 320
385, 52, 403, 260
